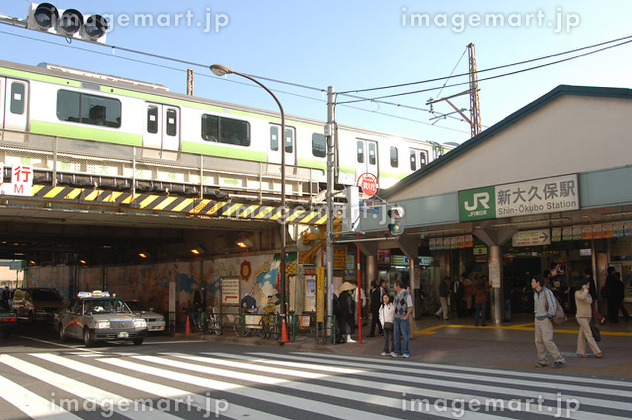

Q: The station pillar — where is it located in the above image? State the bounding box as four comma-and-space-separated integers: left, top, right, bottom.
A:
473, 227, 516, 325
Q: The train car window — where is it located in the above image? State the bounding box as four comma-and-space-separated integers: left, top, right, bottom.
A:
201, 114, 251, 146
10, 82, 25, 115
420, 150, 428, 168
166, 108, 177, 136
147, 106, 158, 134
270, 126, 279, 151
57, 90, 81, 122
56, 90, 121, 127
410, 150, 417, 171
201, 114, 219, 142
390, 147, 398, 168
285, 128, 294, 153
357, 141, 364, 164
368, 142, 376, 165
312, 133, 326, 158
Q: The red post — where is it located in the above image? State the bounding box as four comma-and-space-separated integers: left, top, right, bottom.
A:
357, 232, 362, 345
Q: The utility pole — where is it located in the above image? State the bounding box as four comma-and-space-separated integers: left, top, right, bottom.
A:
187, 68, 194, 96
325, 86, 335, 340
467, 43, 481, 137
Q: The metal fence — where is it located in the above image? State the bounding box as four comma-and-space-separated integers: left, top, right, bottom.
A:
1, 129, 324, 205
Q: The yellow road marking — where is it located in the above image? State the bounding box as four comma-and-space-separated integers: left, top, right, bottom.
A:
414, 320, 632, 336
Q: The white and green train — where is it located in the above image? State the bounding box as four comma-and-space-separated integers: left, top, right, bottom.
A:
0, 59, 453, 200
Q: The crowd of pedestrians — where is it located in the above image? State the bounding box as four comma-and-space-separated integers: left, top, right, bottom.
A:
342, 265, 629, 366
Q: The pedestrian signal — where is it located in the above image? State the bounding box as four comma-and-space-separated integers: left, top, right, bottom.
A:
387, 206, 405, 236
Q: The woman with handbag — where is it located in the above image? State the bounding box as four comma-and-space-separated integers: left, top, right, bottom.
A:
379, 293, 395, 356
575, 278, 603, 358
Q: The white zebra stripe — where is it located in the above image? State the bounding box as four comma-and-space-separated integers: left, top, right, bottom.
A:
31, 352, 287, 420
0, 355, 183, 420
0, 373, 82, 420
99, 355, 475, 419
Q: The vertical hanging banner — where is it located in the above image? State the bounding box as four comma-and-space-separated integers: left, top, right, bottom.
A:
459, 174, 579, 222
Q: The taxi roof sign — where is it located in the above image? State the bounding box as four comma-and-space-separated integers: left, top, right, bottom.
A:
77, 290, 110, 298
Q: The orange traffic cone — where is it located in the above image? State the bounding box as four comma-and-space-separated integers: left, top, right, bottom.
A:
185, 315, 192, 335
280, 317, 291, 344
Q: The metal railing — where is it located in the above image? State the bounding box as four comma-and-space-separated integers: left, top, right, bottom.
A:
1, 129, 325, 205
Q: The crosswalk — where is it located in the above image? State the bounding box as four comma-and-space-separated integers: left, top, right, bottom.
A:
1, 348, 632, 420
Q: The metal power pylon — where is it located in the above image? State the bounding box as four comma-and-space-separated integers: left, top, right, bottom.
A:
467, 43, 482, 137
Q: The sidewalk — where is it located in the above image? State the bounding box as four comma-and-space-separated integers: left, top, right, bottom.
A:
187, 311, 632, 378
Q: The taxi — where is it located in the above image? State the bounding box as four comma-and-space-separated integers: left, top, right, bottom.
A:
54, 291, 148, 347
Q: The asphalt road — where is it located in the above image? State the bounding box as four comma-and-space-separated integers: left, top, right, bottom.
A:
1, 317, 631, 419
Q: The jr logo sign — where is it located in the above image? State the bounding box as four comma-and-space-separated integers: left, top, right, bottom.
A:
459, 187, 496, 221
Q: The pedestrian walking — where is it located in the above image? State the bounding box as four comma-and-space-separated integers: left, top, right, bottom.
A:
532, 275, 565, 368
392, 280, 413, 358
575, 278, 603, 358
379, 293, 395, 356
473, 276, 489, 327
435, 276, 450, 320
368, 281, 383, 337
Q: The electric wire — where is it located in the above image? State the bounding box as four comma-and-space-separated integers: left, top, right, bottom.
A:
0, 26, 465, 128
339, 34, 632, 95
337, 37, 632, 105
2, 21, 630, 132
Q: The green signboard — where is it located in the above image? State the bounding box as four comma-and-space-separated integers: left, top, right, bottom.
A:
458, 175, 579, 222
458, 187, 496, 221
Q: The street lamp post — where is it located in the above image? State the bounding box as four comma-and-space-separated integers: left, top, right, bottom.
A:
210, 64, 287, 316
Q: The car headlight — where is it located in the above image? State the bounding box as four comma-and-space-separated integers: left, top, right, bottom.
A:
134, 319, 147, 328
95, 320, 111, 329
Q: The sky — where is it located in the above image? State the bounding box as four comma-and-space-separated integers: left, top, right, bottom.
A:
1, 0, 632, 145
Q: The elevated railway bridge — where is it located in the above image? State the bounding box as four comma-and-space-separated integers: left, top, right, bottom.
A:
0, 128, 329, 268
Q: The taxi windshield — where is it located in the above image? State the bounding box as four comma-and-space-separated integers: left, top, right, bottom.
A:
84, 299, 128, 314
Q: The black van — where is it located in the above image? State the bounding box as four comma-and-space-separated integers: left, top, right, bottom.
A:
12, 288, 64, 322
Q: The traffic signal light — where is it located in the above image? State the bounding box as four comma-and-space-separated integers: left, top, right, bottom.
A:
27, 3, 109, 44
387, 206, 405, 236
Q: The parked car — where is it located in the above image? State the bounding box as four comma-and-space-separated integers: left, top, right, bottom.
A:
54, 291, 148, 347
12, 287, 64, 322
125, 300, 166, 333
0, 307, 18, 336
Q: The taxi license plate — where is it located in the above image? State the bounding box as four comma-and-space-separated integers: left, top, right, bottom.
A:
118, 331, 129, 338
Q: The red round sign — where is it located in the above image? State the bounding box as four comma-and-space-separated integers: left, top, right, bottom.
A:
357, 173, 379, 198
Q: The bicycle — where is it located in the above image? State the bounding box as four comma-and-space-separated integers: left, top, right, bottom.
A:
233, 307, 265, 338
260, 303, 280, 340
206, 306, 225, 335
190, 308, 205, 332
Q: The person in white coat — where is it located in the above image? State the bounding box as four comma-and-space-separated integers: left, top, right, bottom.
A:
575, 278, 603, 358
378, 293, 395, 356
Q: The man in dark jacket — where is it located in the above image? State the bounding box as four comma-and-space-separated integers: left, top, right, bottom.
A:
338, 289, 356, 343
605, 267, 626, 323
368, 281, 383, 337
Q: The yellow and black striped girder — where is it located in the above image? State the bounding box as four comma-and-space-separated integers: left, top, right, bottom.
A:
30, 185, 329, 225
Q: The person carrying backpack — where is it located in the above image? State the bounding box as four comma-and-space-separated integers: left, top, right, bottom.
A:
532, 275, 565, 369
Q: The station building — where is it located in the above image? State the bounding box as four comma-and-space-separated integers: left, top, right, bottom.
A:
358, 85, 632, 322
